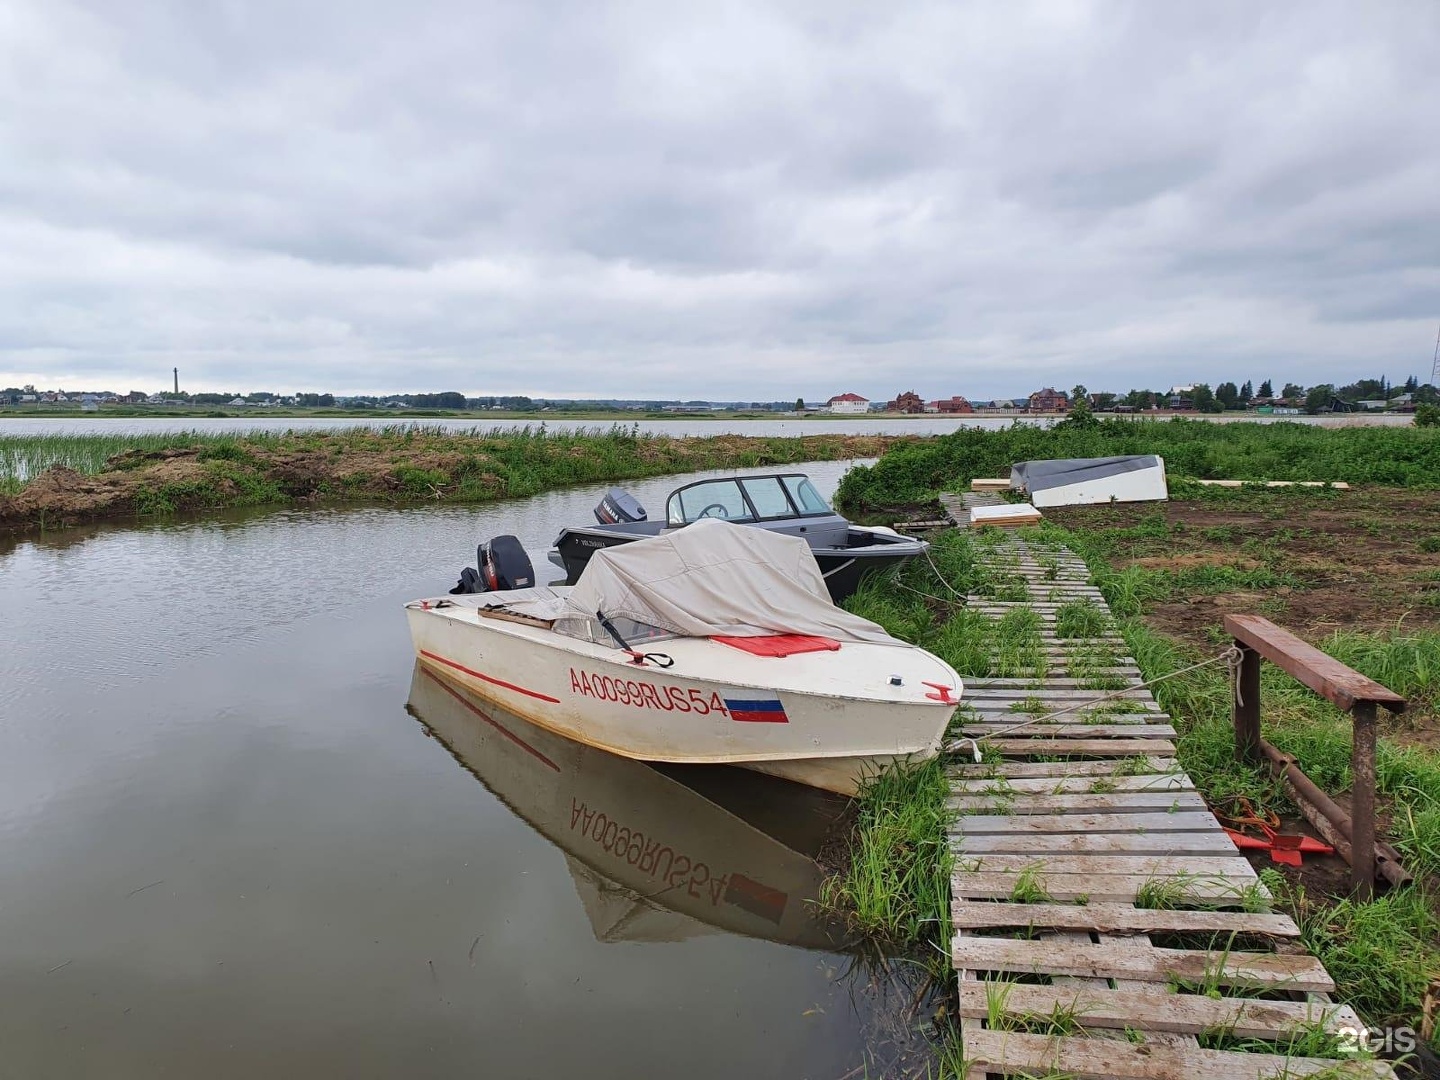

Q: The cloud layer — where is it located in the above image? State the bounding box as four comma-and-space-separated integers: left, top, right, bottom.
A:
2, 1, 1437, 397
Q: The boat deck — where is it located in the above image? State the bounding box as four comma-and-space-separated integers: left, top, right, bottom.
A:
937, 492, 1391, 1080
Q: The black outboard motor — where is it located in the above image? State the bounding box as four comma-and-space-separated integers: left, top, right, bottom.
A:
449, 534, 534, 594
594, 487, 646, 525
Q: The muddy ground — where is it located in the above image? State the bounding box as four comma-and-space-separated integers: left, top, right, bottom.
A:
1048, 491, 1440, 644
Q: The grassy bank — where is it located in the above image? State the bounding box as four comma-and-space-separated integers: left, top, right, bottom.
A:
1039, 512, 1440, 1040
0, 425, 908, 534
836, 417, 1440, 511
823, 489, 1440, 1052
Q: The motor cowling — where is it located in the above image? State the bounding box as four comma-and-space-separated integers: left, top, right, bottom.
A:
594, 487, 646, 525
448, 534, 534, 593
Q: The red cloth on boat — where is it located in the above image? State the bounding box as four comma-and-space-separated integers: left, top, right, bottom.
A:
711, 634, 842, 657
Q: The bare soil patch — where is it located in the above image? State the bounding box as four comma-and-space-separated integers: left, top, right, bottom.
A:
1048, 491, 1440, 646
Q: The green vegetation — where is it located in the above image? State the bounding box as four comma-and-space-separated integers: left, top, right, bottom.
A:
1022, 513, 1440, 1042
838, 435, 1440, 1056
817, 755, 954, 970
0, 425, 907, 530
835, 417, 1440, 511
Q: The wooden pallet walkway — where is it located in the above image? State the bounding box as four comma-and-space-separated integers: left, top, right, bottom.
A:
936, 492, 1388, 1080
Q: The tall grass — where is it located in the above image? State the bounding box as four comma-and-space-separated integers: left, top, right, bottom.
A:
0, 430, 276, 490
835, 417, 1440, 510
817, 756, 954, 967
0, 424, 901, 506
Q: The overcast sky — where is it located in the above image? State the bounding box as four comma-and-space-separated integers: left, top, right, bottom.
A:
1, 1, 1437, 399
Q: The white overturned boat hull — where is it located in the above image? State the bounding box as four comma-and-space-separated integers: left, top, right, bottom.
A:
406, 597, 961, 795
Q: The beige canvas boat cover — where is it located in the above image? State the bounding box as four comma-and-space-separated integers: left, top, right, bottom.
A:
556, 518, 896, 643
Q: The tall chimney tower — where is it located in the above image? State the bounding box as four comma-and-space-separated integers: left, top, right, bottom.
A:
173, 367, 179, 395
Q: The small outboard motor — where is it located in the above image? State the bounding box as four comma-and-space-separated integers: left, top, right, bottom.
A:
594, 487, 646, 525
449, 534, 534, 594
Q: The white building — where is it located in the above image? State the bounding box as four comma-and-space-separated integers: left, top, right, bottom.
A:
825, 392, 869, 414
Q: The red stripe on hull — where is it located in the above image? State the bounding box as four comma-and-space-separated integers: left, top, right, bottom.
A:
421, 668, 562, 772
728, 710, 789, 724
420, 650, 561, 703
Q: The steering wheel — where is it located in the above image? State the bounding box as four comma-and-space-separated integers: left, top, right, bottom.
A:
698, 503, 730, 519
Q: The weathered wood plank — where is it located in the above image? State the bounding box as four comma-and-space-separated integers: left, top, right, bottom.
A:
958, 1028, 1389, 1080
956, 723, 1177, 738
951, 773, 1193, 795
961, 694, 1152, 702
1225, 614, 1406, 712
955, 854, 1254, 877
951, 901, 1299, 936
950, 936, 1334, 991
954, 830, 1240, 854
957, 983, 1362, 1040
980, 738, 1178, 757
950, 758, 1178, 779
951, 871, 1254, 903
950, 790, 1207, 814
966, 679, 1138, 690
957, 811, 1220, 834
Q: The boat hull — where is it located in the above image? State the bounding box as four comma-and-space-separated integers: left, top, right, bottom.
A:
406, 602, 959, 795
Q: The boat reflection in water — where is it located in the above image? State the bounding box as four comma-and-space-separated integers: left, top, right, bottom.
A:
406, 663, 852, 950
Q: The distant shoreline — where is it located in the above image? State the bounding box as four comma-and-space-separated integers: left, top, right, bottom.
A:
0, 405, 1415, 426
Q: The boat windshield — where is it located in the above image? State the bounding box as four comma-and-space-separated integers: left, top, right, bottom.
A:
665, 475, 831, 526
556, 615, 678, 648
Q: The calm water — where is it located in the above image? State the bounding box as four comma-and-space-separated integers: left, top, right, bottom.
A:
0, 461, 920, 1079
0, 412, 1411, 437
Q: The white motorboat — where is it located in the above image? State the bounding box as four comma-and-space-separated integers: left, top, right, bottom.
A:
407, 520, 962, 795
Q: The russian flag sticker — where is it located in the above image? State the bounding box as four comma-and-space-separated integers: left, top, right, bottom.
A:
724, 698, 789, 723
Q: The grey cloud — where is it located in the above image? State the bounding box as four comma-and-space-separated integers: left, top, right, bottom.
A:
0, 0, 1437, 398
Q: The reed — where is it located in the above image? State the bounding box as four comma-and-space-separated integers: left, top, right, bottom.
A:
817, 755, 954, 967
0, 425, 907, 526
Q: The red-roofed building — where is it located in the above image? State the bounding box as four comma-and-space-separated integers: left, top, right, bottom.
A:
1027, 387, 1070, 413
930, 396, 975, 414
826, 392, 870, 414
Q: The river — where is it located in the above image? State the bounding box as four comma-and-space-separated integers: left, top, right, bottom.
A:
0, 461, 926, 1078
0, 412, 1414, 438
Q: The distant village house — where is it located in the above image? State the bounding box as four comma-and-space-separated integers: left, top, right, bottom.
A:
886, 391, 925, 414
826, 392, 869, 414
1026, 388, 1069, 413
929, 395, 974, 414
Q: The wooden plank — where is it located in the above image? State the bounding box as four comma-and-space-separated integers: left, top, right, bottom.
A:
961, 694, 1152, 702
967, 678, 1142, 690
950, 936, 1335, 991
980, 738, 1178, 757
950, 758, 1178, 778
955, 854, 1252, 877
956, 723, 1177, 738
951, 901, 1300, 936
955, 831, 1241, 855
950, 791, 1208, 814
951, 773, 1193, 795
957, 982, 1362, 1040
951, 871, 1253, 903
958, 1028, 1388, 1080
1224, 614, 1406, 711
957, 811, 1221, 834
